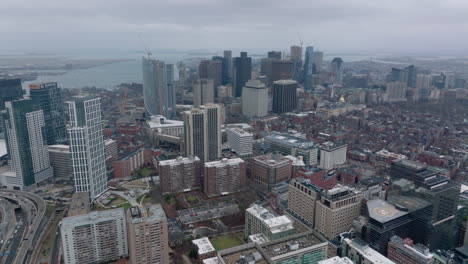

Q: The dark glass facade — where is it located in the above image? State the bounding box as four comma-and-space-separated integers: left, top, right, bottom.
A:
30, 82, 67, 144
233, 52, 252, 97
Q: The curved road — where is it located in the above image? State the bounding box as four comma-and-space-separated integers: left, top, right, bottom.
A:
0, 190, 46, 264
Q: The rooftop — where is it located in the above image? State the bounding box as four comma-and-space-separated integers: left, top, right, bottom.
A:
247, 204, 293, 232
204, 158, 244, 168
367, 199, 408, 224
273, 79, 298, 85
62, 208, 125, 228
265, 132, 317, 150
193, 237, 216, 255
147, 115, 183, 129
344, 238, 395, 264
202, 257, 219, 264
318, 256, 354, 264
129, 204, 166, 224
159, 156, 200, 166
261, 231, 327, 259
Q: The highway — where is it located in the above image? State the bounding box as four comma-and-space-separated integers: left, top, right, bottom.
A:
0, 190, 46, 264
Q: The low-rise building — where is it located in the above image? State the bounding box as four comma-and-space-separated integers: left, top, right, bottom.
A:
319, 256, 354, 264
387, 236, 434, 264
343, 238, 395, 264
245, 204, 294, 241
193, 237, 217, 264
264, 132, 319, 166
112, 148, 155, 179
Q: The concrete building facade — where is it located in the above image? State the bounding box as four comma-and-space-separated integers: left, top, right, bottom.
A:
288, 177, 321, 227
319, 142, 347, 170
241, 80, 268, 117
226, 127, 253, 156
159, 156, 202, 194
204, 158, 246, 197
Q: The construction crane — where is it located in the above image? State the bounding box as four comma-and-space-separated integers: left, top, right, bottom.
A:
297, 32, 304, 48
138, 33, 152, 58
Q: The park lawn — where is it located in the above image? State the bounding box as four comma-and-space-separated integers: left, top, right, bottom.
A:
210, 234, 244, 251
138, 167, 156, 177
186, 195, 198, 203
109, 197, 128, 207
117, 202, 132, 210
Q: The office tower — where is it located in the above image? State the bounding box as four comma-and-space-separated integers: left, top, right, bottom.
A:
0, 99, 53, 190
165, 64, 176, 114
271, 60, 293, 82
331, 57, 344, 84
319, 141, 347, 170
217, 85, 232, 98
182, 104, 222, 162
391, 67, 406, 83
390, 160, 460, 250
252, 153, 292, 192
245, 204, 294, 241
313, 51, 324, 73
264, 131, 319, 166
127, 205, 169, 264
48, 145, 72, 180
386, 82, 407, 102
303, 46, 314, 91
0, 79, 23, 111
290, 45, 303, 81
260, 58, 274, 83
159, 156, 202, 194
288, 177, 321, 227
142, 57, 175, 118
193, 79, 214, 106
241, 80, 268, 117
233, 52, 252, 97
223, 50, 233, 84
226, 127, 253, 156
315, 185, 362, 239
204, 158, 246, 197
268, 51, 282, 60
272, 79, 297, 113
199, 60, 222, 88
445, 73, 455, 89
367, 199, 413, 254
29, 82, 67, 145
343, 238, 395, 264
67, 96, 107, 200
416, 74, 432, 89
387, 236, 434, 264
405, 65, 417, 87
61, 208, 128, 264
212, 56, 228, 86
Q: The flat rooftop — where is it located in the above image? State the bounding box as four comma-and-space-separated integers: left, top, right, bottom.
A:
247, 204, 293, 231
367, 199, 408, 224
204, 158, 244, 168
261, 231, 327, 259
193, 237, 216, 255
344, 238, 395, 264
62, 208, 125, 228
159, 156, 200, 166
319, 256, 354, 264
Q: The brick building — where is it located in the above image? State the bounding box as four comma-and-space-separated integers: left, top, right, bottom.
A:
204, 158, 246, 197
112, 148, 155, 179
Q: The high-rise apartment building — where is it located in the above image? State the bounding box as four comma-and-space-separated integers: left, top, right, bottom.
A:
226, 127, 253, 156
245, 204, 294, 241
223, 50, 233, 84
319, 141, 347, 170
252, 153, 292, 192
159, 156, 202, 194
204, 158, 246, 197
0, 99, 53, 190
0, 79, 23, 110
193, 79, 215, 107
272, 79, 297, 114
303, 46, 314, 91
385, 82, 407, 102
127, 205, 169, 264
288, 177, 322, 227
416, 74, 432, 89
331, 57, 344, 84
142, 57, 176, 118
242, 79, 268, 117
182, 104, 222, 162
315, 185, 362, 239
387, 236, 434, 264
290, 45, 303, 81
67, 96, 107, 200
29, 82, 67, 144
61, 208, 128, 264
233, 52, 252, 97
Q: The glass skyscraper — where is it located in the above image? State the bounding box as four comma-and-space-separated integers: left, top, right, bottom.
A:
29, 82, 67, 145
303, 46, 314, 91
142, 57, 176, 118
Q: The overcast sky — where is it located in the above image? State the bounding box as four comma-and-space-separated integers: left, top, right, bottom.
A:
2, 0, 468, 55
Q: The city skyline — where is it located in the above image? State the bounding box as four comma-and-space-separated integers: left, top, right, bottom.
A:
2, 0, 468, 54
